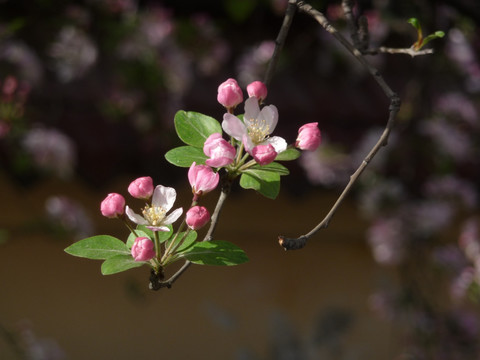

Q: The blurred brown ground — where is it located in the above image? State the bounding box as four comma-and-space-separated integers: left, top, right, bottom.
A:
0, 174, 399, 359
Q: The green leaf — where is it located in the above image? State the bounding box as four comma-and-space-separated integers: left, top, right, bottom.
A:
251, 162, 290, 176
275, 148, 301, 161
101, 254, 146, 275
179, 240, 249, 266
421, 31, 445, 48
240, 170, 280, 199
165, 146, 207, 168
136, 225, 155, 239
156, 224, 174, 243
174, 111, 222, 148
65, 235, 130, 260
407, 17, 420, 30
167, 230, 197, 253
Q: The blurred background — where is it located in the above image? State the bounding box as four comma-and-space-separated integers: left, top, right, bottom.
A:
1, 0, 479, 359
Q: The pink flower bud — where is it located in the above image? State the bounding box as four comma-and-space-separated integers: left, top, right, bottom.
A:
295, 122, 321, 151
203, 133, 236, 168
131, 237, 155, 261
186, 206, 211, 230
252, 144, 277, 165
217, 78, 243, 110
100, 193, 125, 218
128, 176, 154, 199
246, 81, 268, 102
188, 162, 219, 196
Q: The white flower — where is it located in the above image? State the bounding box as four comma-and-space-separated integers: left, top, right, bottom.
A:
125, 185, 183, 231
222, 96, 287, 154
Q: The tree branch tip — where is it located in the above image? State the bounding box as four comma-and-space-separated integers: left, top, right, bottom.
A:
278, 235, 308, 250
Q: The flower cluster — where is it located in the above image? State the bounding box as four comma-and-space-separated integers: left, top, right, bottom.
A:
66, 77, 322, 284
209, 78, 321, 170
98, 169, 217, 265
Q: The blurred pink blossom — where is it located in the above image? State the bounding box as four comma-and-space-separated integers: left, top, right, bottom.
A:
49, 26, 98, 82
45, 196, 94, 239
22, 127, 76, 178
367, 217, 406, 266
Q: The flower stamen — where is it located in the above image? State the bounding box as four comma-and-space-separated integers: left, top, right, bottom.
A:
247, 118, 270, 144
142, 205, 166, 226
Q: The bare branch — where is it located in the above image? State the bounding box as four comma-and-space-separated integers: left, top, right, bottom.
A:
264, 0, 298, 88
279, 1, 402, 250
364, 46, 434, 57
341, 0, 360, 48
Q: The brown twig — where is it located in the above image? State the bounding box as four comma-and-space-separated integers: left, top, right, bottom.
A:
279, 1, 401, 251
263, 0, 298, 88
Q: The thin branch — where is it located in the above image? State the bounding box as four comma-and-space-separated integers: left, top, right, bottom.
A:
279, 1, 401, 251
341, 0, 360, 48
149, 177, 232, 290
263, 0, 298, 88
364, 46, 434, 57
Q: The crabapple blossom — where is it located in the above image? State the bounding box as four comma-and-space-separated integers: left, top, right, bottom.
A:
252, 144, 277, 165
188, 162, 219, 196
128, 176, 154, 199
186, 206, 211, 230
131, 237, 155, 261
126, 185, 182, 231
246, 81, 267, 102
217, 78, 243, 110
295, 122, 321, 151
203, 133, 236, 167
222, 96, 287, 154
100, 193, 125, 218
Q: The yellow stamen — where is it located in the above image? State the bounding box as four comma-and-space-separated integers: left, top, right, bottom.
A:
142, 205, 166, 226
247, 118, 270, 144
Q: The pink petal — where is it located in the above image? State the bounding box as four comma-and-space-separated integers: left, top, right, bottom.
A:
259, 105, 278, 133
244, 96, 260, 120
222, 113, 246, 141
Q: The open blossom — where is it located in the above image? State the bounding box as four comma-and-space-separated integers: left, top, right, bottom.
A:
125, 185, 182, 231
186, 206, 211, 230
296, 122, 321, 151
217, 78, 243, 110
246, 81, 267, 102
252, 144, 277, 165
131, 237, 155, 261
222, 96, 287, 154
100, 193, 125, 218
128, 176, 154, 199
188, 162, 219, 196
203, 133, 236, 167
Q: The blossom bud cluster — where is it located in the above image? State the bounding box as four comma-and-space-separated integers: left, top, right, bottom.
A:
214, 78, 322, 169
99, 167, 219, 263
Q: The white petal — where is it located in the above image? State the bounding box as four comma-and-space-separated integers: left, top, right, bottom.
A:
259, 105, 278, 134
265, 136, 287, 153
152, 185, 176, 211
244, 96, 260, 121
125, 206, 148, 225
222, 113, 246, 141
163, 207, 183, 225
